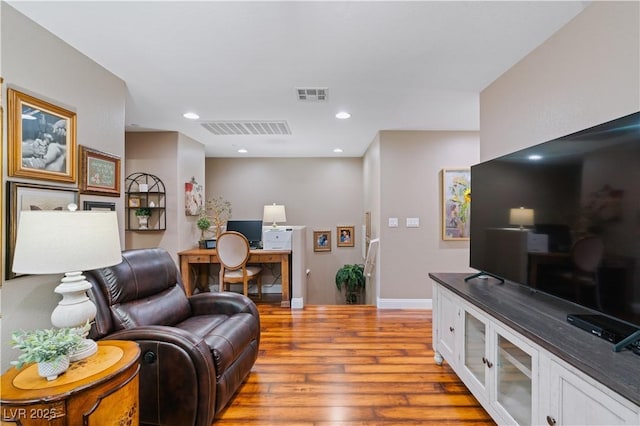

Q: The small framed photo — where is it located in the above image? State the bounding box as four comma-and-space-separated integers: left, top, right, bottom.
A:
128, 197, 141, 208
83, 200, 116, 211
313, 230, 331, 252
337, 226, 355, 247
7, 89, 77, 183
79, 145, 121, 197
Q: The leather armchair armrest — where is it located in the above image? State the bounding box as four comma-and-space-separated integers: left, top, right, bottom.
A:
104, 326, 216, 426
189, 291, 260, 321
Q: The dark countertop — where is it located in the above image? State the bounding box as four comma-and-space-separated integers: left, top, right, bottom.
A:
429, 272, 640, 406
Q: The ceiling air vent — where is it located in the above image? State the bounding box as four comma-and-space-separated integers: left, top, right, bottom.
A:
201, 120, 291, 136
296, 87, 328, 102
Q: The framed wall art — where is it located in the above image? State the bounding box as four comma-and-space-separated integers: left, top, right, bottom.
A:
185, 178, 203, 216
79, 145, 121, 196
313, 230, 331, 252
83, 200, 116, 211
6, 182, 79, 280
441, 168, 471, 241
7, 89, 77, 183
337, 225, 355, 247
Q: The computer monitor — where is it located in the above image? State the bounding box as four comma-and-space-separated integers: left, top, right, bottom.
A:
225, 220, 263, 248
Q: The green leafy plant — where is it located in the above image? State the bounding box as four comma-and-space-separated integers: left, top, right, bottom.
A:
335, 264, 366, 304
135, 207, 151, 217
197, 215, 212, 241
11, 323, 90, 369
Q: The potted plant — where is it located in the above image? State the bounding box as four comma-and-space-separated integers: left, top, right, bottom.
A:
197, 214, 212, 247
335, 264, 366, 304
135, 207, 152, 229
11, 323, 89, 381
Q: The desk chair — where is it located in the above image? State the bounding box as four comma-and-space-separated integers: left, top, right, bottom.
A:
217, 231, 262, 299
565, 236, 605, 310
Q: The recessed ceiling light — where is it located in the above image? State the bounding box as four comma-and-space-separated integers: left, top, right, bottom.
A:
528, 154, 543, 160
238, 148, 248, 154
333, 148, 343, 153
183, 112, 200, 120
335, 111, 351, 120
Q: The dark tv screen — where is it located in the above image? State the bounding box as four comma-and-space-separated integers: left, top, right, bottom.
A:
470, 112, 640, 327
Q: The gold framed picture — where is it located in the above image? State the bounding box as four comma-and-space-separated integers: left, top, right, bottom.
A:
79, 145, 121, 196
7, 89, 77, 183
313, 230, 331, 252
337, 226, 355, 247
128, 197, 141, 208
441, 168, 471, 240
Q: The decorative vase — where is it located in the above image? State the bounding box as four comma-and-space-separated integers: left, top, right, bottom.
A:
38, 355, 70, 381
138, 215, 149, 230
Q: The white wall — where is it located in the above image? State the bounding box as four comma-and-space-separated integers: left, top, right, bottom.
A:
377, 131, 479, 306
481, 1, 640, 161
205, 157, 364, 304
125, 131, 206, 262
363, 134, 381, 305
1, 5, 126, 372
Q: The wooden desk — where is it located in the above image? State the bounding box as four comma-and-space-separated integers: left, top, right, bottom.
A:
1, 340, 140, 426
178, 248, 291, 307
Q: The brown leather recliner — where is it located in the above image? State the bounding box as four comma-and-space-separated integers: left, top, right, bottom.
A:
85, 247, 260, 426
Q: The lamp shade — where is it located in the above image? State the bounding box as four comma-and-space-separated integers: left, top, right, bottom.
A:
263, 204, 286, 227
509, 207, 535, 228
12, 211, 122, 274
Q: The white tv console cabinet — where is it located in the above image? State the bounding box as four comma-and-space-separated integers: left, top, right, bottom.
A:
430, 273, 640, 425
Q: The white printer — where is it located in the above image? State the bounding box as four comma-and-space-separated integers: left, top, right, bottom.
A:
262, 227, 292, 250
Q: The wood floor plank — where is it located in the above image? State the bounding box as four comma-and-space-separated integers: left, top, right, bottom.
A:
215, 305, 495, 425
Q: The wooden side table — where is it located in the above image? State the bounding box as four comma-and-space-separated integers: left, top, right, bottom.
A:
1, 340, 140, 426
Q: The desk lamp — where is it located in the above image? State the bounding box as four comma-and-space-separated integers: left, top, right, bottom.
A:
509, 207, 535, 230
263, 203, 286, 228
12, 207, 122, 361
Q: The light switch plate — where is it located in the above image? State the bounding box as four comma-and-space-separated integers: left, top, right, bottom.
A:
406, 217, 420, 228
388, 217, 399, 228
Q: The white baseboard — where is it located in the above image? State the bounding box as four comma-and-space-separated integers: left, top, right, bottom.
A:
377, 298, 432, 309
291, 298, 304, 309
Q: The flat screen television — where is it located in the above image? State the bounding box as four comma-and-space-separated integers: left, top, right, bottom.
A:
469, 111, 640, 328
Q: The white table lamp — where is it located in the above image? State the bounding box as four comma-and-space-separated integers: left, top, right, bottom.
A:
12, 208, 122, 361
263, 203, 286, 228
509, 207, 535, 230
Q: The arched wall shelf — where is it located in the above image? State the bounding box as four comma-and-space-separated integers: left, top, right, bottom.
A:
125, 172, 166, 231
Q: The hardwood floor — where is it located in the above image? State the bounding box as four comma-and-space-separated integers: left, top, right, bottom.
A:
215, 304, 495, 425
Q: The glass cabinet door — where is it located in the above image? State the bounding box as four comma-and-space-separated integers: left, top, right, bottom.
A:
496, 333, 532, 425
464, 311, 487, 388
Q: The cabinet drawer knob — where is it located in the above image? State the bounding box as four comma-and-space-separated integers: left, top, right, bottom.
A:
449, 326, 455, 332
546, 415, 556, 425
481, 357, 493, 368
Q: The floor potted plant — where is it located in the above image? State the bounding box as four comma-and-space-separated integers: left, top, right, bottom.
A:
11, 323, 89, 380
135, 207, 152, 229
335, 264, 366, 304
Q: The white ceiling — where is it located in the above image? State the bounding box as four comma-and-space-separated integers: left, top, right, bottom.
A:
8, 1, 589, 158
